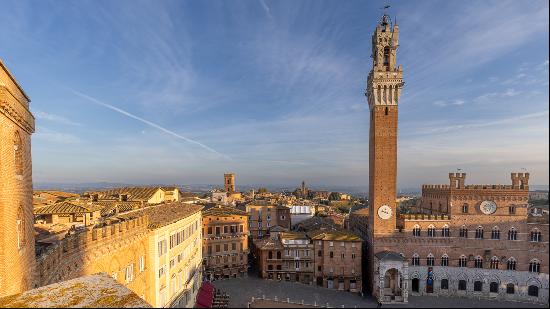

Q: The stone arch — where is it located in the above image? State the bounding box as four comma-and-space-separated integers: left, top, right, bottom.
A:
472, 271, 484, 282
487, 274, 500, 285
108, 256, 122, 276
456, 272, 468, 282
503, 274, 519, 286
409, 271, 420, 279
526, 277, 542, 289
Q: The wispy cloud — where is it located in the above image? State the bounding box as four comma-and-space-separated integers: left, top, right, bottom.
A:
433, 99, 465, 107
406, 110, 549, 136
34, 127, 81, 144
35, 111, 81, 126
259, 0, 272, 19
71, 89, 230, 160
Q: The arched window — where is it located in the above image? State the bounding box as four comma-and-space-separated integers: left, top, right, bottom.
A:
474, 281, 483, 292
490, 282, 499, 293
491, 226, 500, 240
462, 203, 469, 213
17, 205, 26, 250
459, 226, 468, 238
441, 279, 449, 290
14, 131, 23, 176
441, 225, 450, 237
528, 285, 539, 297
530, 229, 542, 242
427, 225, 436, 237
268, 251, 273, 259
412, 225, 421, 237
475, 226, 484, 239
426, 254, 435, 266
441, 254, 449, 266
506, 283, 515, 294
459, 255, 467, 267
507, 258, 516, 271
276, 251, 281, 259
458, 280, 467, 291
529, 259, 540, 273
474, 256, 483, 268
508, 205, 516, 214
507, 228, 517, 241
412, 253, 420, 266
490, 256, 499, 269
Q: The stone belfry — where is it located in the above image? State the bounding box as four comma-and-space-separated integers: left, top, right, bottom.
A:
224, 173, 235, 193
365, 13, 403, 236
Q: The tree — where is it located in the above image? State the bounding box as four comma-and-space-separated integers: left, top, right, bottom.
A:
257, 187, 269, 194
329, 192, 341, 201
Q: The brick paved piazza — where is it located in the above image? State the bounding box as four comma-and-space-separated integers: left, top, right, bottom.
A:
212, 275, 547, 308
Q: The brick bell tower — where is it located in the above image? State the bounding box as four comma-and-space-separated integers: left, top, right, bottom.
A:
224, 173, 235, 193
366, 13, 403, 236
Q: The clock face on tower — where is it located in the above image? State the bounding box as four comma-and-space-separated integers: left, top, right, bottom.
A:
479, 200, 497, 215
377, 205, 393, 220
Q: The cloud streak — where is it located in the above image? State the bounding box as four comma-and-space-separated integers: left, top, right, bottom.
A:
71, 89, 230, 160
35, 111, 82, 126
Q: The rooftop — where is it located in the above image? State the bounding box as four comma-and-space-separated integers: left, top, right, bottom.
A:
34, 201, 102, 215
203, 205, 247, 217
375, 250, 404, 262
280, 231, 308, 240
125, 202, 203, 229
90, 187, 161, 201
0, 273, 151, 308
309, 230, 361, 242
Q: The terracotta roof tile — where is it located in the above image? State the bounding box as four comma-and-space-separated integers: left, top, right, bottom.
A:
34, 201, 102, 215
309, 230, 361, 242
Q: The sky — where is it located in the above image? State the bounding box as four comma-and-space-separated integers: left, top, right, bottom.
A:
0, 0, 548, 188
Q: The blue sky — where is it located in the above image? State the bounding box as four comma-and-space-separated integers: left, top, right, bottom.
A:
1, 0, 548, 188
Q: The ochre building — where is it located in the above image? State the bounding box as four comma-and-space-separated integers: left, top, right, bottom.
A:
202, 205, 249, 280
246, 201, 291, 239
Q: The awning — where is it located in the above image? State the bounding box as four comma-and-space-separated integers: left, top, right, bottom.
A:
195, 282, 214, 308
202, 282, 214, 293
196, 291, 212, 308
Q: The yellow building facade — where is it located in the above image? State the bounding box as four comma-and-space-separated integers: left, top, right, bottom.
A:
202, 206, 249, 280
143, 204, 203, 308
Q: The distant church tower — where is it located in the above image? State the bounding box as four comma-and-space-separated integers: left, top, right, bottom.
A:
0, 60, 36, 296
366, 13, 403, 236
224, 173, 235, 193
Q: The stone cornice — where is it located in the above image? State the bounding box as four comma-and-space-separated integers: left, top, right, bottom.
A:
0, 85, 35, 134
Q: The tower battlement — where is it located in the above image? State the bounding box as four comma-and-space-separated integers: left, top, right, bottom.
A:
422, 172, 530, 192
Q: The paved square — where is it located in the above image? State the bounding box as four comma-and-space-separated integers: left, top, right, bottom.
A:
211, 275, 547, 308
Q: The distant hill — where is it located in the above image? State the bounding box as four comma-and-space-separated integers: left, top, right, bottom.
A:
33, 182, 548, 196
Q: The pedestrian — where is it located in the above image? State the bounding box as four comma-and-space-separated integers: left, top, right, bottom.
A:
376, 300, 382, 308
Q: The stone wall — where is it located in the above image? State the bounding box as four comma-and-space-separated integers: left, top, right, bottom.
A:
36, 216, 150, 299
408, 266, 548, 304
0, 60, 36, 297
